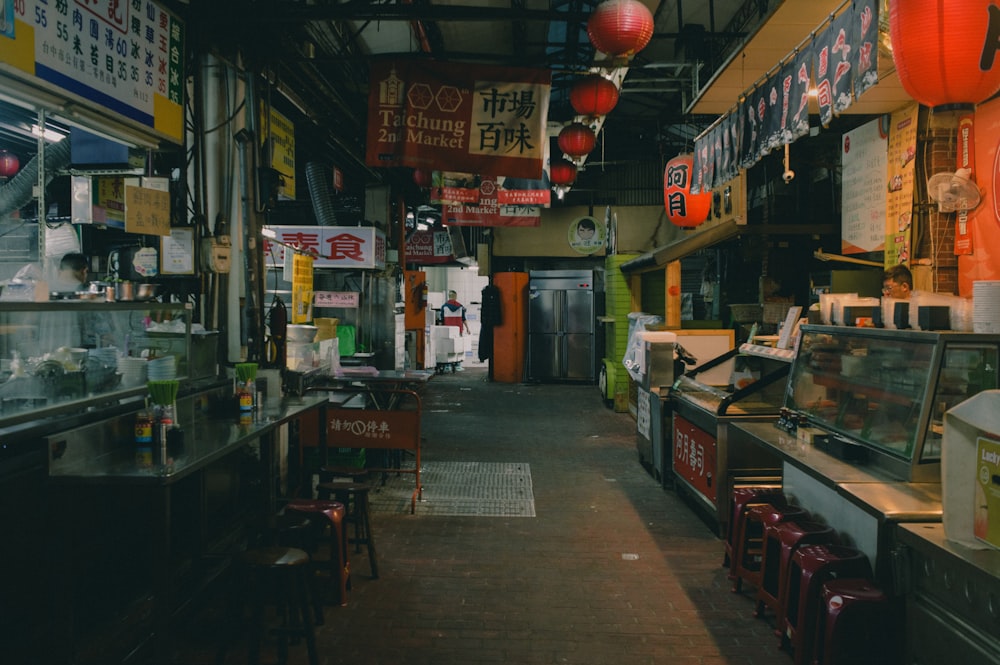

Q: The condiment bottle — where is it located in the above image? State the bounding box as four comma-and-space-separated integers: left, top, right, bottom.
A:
135, 409, 153, 468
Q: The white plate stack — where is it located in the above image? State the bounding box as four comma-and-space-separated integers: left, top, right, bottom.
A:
973, 281, 1000, 333
147, 355, 177, 380
117, 357, 148, 387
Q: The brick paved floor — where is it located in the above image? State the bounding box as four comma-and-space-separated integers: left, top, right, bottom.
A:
177, 367, 792, 665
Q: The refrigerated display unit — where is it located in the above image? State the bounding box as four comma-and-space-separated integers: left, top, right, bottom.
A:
527, 270, 595, 382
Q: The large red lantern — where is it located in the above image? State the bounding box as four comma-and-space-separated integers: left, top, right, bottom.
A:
0, 150, 18, 178
587, 0, 655, 58
663, 154, 710, 228
412, 168, 432, 188
889, 0, 1000, 110
558, 123, 597, 158
549, 158, 578, 186
570, 75, 620, 117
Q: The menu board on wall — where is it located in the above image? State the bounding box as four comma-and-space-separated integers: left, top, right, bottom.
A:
885, 104, 920, 267
0, 0, 185, 143
841, 117, 888, 255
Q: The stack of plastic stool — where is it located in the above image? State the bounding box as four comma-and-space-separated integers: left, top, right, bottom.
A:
783, 544, 873, 665
724, 487, 786, 572
813, 578, 895, 665
755, 519, 837, 628
731, 501, 808, 595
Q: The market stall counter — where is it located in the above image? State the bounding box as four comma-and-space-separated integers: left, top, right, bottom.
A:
44, 387, 330, 665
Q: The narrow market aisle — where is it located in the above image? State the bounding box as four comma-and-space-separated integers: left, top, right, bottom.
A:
189, 367, 790, 665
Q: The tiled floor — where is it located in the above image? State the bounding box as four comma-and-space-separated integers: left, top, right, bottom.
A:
174, 367, 792, 665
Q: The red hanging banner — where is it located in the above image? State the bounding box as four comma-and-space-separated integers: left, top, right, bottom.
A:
366, 60, 551, 179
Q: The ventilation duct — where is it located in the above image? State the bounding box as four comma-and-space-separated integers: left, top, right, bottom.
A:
305, 161, 338, 226
0, 139, 72, 217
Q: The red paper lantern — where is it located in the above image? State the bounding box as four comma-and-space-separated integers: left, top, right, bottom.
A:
558, 123, 597, 158
587, 0, 655, 58
0, 150, 18, 178
549, 158, 578, 186
889, 0, 1000, 110
570, 75, 620, 117
663, 154, 710, 228
412, 168, 433, 188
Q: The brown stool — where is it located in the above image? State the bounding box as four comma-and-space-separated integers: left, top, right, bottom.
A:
238, 546, 318, 665
783, 544, 873, 665
285, 499, 350, 607
316, 480, 378, 579
755, 519, 837, 628
731, 502, 808, 594
814, 578, 895, 665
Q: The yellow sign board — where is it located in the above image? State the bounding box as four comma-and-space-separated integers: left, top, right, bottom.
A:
125, 185, 172, 237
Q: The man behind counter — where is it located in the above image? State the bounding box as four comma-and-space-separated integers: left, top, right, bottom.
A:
882, 264, 913, 300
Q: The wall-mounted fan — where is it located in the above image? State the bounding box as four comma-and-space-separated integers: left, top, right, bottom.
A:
927, 167, 982, 213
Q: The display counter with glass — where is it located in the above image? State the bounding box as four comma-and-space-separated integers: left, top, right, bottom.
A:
0, 301, 192, 427
785, 325, 1000, 482
669, 343, 795, 535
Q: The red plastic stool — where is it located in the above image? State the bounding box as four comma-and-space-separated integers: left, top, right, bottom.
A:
285, 499, 350, 607
783, 544, 873, 665
814, 578, 895, 665
731, 502, 808, 595
754, 519, 837, 628
724, 486, 786, 574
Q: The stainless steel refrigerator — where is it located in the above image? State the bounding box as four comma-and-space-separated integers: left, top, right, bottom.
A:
527, 270, 595, 382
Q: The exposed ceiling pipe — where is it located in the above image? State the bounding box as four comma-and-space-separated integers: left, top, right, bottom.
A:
402, 0, 434, 54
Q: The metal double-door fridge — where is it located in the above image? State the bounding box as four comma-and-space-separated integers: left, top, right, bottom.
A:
527, 270, 595, 382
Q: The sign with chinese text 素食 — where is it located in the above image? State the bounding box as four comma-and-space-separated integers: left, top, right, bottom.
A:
673, 414, 717, 503
263, 226, 386, 270
366, 59, 550, 179
1, 0, 185, 143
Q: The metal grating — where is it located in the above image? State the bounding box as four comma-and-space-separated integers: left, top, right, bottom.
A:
370, 461, 535, 517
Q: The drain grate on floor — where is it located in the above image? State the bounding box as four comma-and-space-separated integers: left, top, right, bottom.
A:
370, 461, 535, 517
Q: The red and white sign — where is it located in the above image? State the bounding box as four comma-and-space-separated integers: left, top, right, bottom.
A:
673, 414, 717, 503
405, 230, 454, 265
314, 291, 360, 308
443, 176, 541, 227
264, 226, 385, 270
366, 59, 550, 179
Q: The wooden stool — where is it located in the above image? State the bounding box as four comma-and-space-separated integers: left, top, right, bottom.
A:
316, 480, 379, 579
285, 499, 350, 607
724, 487, 785, 573
731, 502, 808, 594
814, 578, 895, 665
783, 544, 873, 665
755, 519, 837, 628
238, 546, 318, 665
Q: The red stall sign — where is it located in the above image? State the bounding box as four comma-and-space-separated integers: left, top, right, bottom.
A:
673, 414, 717, 503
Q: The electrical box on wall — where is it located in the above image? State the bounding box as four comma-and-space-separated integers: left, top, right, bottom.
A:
201, 237, 231, 273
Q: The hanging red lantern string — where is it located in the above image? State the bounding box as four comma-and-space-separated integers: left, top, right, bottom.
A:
663, 154, 711, 229
558, 123, 597, 159
0, 150, 19, 178
570, 75, 620, 117
549, 158, 578, 187
889, 0, 1000, 110
587, 0, 655, 59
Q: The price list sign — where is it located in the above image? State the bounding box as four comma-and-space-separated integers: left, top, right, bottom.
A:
2, 0, 185, 143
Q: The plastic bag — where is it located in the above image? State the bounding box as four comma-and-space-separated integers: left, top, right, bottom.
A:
337, 325, 356, 356
622, 312, 663, 382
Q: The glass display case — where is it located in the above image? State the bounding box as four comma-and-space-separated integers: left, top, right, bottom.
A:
785, 324, 1000, 482
0, 302, 191, 426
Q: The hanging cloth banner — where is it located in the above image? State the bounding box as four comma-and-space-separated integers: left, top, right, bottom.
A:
366, 59, 551, 179
851, 0, 880, 99
781, 49, 812, 144
955, 114, 975, 256
814, 8, 855, 126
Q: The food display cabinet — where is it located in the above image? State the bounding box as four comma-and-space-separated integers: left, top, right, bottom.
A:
784, 325, 1000, 482
0, 301, 193, 426
670, 343, 794, 534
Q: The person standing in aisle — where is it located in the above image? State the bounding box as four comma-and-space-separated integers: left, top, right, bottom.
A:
442, 290, 471, 336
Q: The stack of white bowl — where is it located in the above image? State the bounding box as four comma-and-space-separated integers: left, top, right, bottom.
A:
147, 355, 177, 380
117, 356, 148, 387
973, 281, 1000, 333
